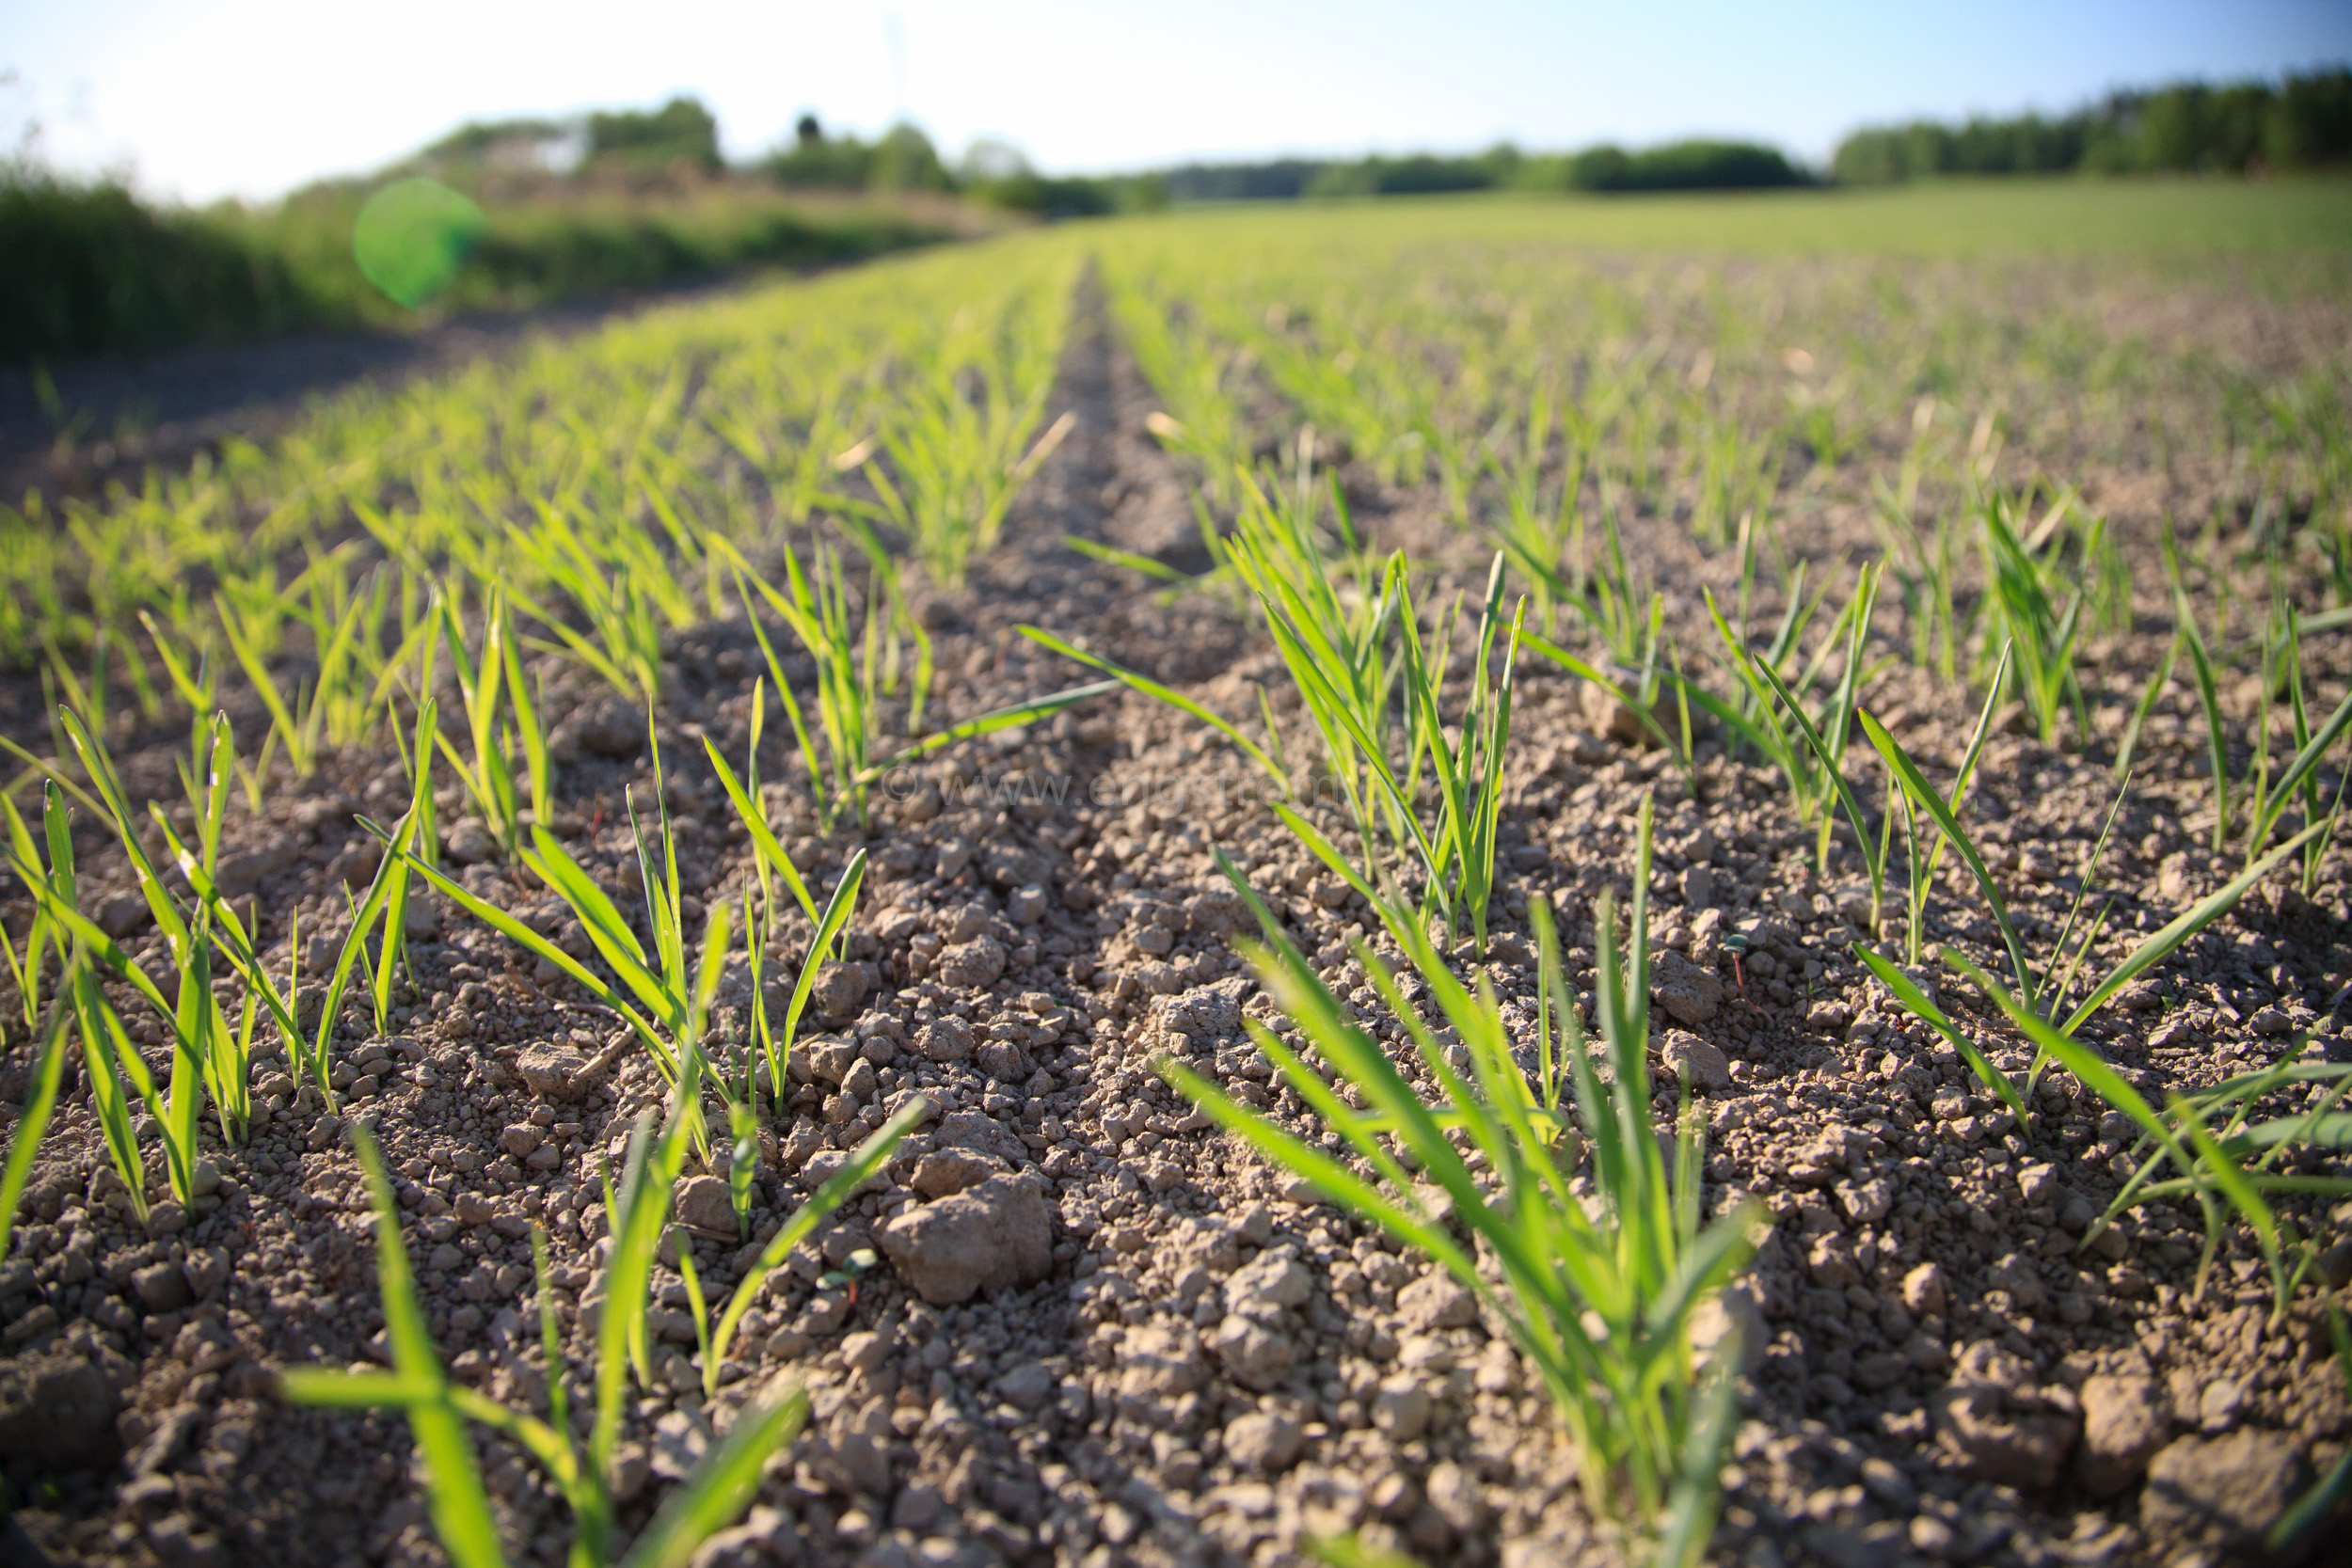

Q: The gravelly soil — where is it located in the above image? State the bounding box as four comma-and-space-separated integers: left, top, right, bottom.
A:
1, 266, 2349, 1568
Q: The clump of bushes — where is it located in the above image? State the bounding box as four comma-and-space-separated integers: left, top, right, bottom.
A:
1549, 140, 1811, 192
771, 120, 1166, 217
764, 118, 958, 194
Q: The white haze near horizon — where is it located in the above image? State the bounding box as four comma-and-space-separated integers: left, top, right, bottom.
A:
4, 0, 2349, 205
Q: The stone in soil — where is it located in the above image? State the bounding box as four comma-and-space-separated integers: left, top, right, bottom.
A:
0, 1350, 119, 1470
674, 1175, 738, 1238
1224, 1410, 1305, 1473
908, 1148, 1005, 1198
936, 935, 1007, 990
1651, 948, 1725, 1024
931, 1108, 1029, 1167
917, 1015, 975, 1062
1396, 1271, 1477, 1332
2139, 1429, 2312, 1557
2075, 1374, 2170, 1497
1661, 1029, 1731, 1092
1211, 1313, 1295, 1390
516, 1042, 591, 1101
1929, 1377, 2079, 1488
875, 1171, 1052, 1305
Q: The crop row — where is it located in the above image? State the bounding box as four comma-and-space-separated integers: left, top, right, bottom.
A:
3, 207, 2351, 1562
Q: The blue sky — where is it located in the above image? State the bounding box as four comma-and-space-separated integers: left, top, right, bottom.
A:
5, 0, 2349, 202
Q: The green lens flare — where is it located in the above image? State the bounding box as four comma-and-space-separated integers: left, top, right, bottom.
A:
352, 178, 485, 309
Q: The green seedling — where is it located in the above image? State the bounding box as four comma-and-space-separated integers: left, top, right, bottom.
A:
138, 610, 275, 810
2098, 1053, 2351, 1312
695, 1099, 925, 1398
4, 784, 161, 1221
1859, 705, 2328, 1034
1482, 384, 1585, 632
0, 792, 63, 1036
380, 722, 800, 1100
1867, 472, 1963, 685
1943, 956, 2349, 1320
282, 1082, 813, 1568
145, 707, 435, 1117
429, 585, 553, 862
0, 995, 73, 1258
1058, 531, 1221, 597
1565, 504, 1663, 676
215, 560, 373, 778
1105, 266, 1251, 511
1883, 659, 2009, 966
1690, 414, 1781, 554
848, 272, 1073, 588
1028, 481, 1522, 949
2245, 600, 2352, 884
1167, 798, 1758, 1566
514, 495, 708, 707
755, 665, 1119, 834
1975, 489, 2091, 745
1515, 624, 1678, 763
721, 534, 934, 833
702, 695, 825, 936
2168, 539, 2233, 853
1392, 551, 1522, 952
64, 955, 162, 1224
691, 847, 869, 1225
711, 535, 1111, 839
67, 708, 270, 1135
2164, 547, 2352, 871
296, 759, 437, 1101
749, 853, 866, 1104
9, 766, 215, 1205
2111, 633, 2181, 783
1702, 567, 1883, 897
724, 1098, 759, 1241
289, 546, 393, 753
40, 622, 161, 743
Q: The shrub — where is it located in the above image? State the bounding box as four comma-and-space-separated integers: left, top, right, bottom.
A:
1562, 141, 1812, 193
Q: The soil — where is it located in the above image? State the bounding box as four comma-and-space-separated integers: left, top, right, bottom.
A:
1, 260, 2349, 1568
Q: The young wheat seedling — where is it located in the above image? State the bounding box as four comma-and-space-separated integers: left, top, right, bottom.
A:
1168, 798, 1759, 1565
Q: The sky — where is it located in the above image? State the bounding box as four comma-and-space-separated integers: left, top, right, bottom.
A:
5, 0, 2350, 204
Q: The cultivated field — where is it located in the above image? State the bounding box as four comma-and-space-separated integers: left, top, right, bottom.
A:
4, 179, 2352, 1568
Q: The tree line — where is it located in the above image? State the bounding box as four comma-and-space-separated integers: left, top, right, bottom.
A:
1833, 69, 2352, 183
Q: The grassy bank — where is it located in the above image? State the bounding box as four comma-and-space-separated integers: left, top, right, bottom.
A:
0, 167, 966, 366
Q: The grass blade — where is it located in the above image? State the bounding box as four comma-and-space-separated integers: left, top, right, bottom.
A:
2059, 818, 2326, 1033
617, 1385, 809, 1568
0, 997, 72, 1261
1857, 708, 2036, 1008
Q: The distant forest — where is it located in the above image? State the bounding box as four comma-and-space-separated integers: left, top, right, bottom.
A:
1154, 141, 1808, 202
1833, 68, 2352, 182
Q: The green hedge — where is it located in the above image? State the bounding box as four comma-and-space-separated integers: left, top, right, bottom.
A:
0, 169, 950, 366
0, 169, 333, 362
